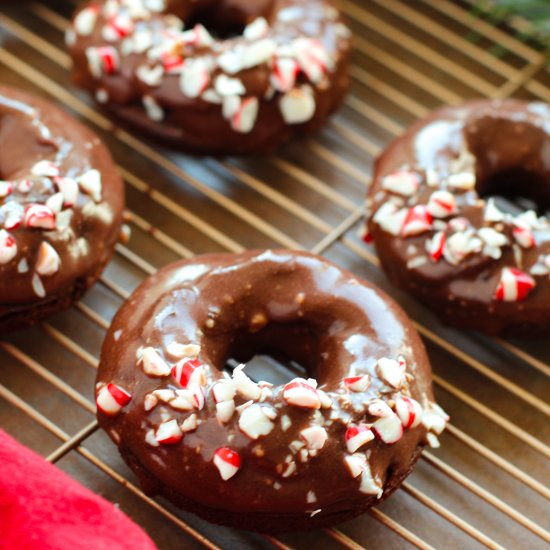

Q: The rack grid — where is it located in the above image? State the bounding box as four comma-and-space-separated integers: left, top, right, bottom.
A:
0, 1, 549, 548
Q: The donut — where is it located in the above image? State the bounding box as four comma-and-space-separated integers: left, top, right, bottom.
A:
66, 0, 351, 154
96, 250, 448, 533
366, 100, 550, 336
0, 86, 124, 332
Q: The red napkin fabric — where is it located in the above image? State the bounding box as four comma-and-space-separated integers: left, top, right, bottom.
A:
0, 429, 157, 550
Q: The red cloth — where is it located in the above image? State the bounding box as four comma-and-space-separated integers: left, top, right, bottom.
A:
0, 430, 157, 550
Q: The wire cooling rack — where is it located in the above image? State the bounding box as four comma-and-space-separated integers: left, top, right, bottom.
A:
0, 1, 549, 548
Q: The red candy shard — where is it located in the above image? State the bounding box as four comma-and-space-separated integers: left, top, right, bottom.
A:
394, 396, 423, 429
343, 375, 370, 392
96, 383, 131, 416
213, 447, 241, 480
155, 419, 183, 445
494, 267, 535, 302
427, 231, 446, 262
282, 379, 320, 409
401, 205, 433, 237
346, 424, 374, 453
171, 358, 205, 388
24, 204, 56, 230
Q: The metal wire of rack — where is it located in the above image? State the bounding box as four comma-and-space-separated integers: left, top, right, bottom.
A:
0, 1, 549, 549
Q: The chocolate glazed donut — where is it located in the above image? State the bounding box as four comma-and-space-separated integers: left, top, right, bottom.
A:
66, 0, 351, 154
96, 250, 447, 533
0, 86, 124, 332
366, 100, 550, 336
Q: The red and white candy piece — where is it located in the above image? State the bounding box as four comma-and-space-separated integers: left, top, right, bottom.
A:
381, 171, 420, 197
372, 414, 404, 444
172, 358, 205, 387
1, 203, 23, 230
293, 37, 328, 83
300, 426, 328, 450
180, 58, 210, 98
213, 447, 241, 480
96, 383, 131, 416
373, 203, 408, 236
24, 204, 56, 230
161, 52, 184, 74
376, 357, 405, 388
283, 378, 320, 409
104, 13, 135, 40
394, 396, 423, 429
426, 231, 446, 262
140, 347, 171, 377
346, 424, 374, 453
426, 190, 456, 218
231, 97, 259, 134
86, 46, 120, 77
280, 86, 316, 124
0, 230, 17, 264
232, 364, 261, 400
343, 375, 370, 392
55, 177, 79, 207
0, 181, 13, 198
494, 267, 535, 302
182, 24, 214, 48
31, 160, 59, 178
155, 419, 183, 445
513, 227, 535, 249
271, 57, 300, 92
367, 399, 393, 418
35, 242, 60, 276
401, 205, 433, 237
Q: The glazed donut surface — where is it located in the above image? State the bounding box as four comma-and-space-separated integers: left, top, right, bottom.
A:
96, 250, 447, 532
67, 0, 351, 154
0, 86, 124, 331
366, 100, 550, 335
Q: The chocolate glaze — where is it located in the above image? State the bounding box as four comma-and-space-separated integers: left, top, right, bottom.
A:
97, 250, 444, 532
367, 100, 550, 336
0, 86, 124, 331
67, 0, 351, 155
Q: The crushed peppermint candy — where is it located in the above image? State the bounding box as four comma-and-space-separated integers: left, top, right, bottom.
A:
213, 447, 241, 480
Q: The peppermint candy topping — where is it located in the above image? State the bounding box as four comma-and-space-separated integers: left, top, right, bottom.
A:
155, 419, 183, 444
172, 358, 205, 388
0, 230, 17, 264
382, 171, 420, 197
86, 46, 120, 77
140, 347, 171, 377
426, 190, 456, 218
24, 204, 56, 230
0, 181, 13, 198
280, 86, 316, 125
213, 447, 241, 480
96, 383, 131, 416
426, 231, 446, 262
300, 426, 328, 450
345, 424, 374, 453
238, 404, 275, 439
372, 413, 404, 444
343, 375, 370, 392
394, 396, 423, 429
401, 205, 433, 237
283, 378, 321, 409
494, 268, 535, 302
35, 242, 60, 276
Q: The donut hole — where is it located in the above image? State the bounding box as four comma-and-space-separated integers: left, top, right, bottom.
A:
220, 322, 319, 385
186, 8, 247, 39
476, 168, 550, 216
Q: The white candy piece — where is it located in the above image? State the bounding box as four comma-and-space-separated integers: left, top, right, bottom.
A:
31, 160, 59, 178
300, 426, 328, 450
372, 414, 403, 444
232, 364, 261, 400
180, 58, 210, 98
343, 375, 370, 392
283, 378, 320, 409
140, 347, 171, 376
280, 86, 316, 124
448, 172, 475, 190
181, 413, 198, 432
74, 6, 99, 36
376, 357, 405, 388
344, 454, 366, 478
244, 17, 269, 40
77, 170, 102, 202
165, 342, 200, 359
215, 75, 246, 97
216, 400, 235, 423
212, 379, 237, 403
373, 203, 407, 236
35, 242, 60, 276
213, 447, 241, 480
238, 404, 275, 439
55, 177, 79, 207
359, 462, 383, 497
382, 171, 420, 197
231, 97, 259, 134
143, 95, 164, 121
137, 64, 164, 86
367, 400, 393, 418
